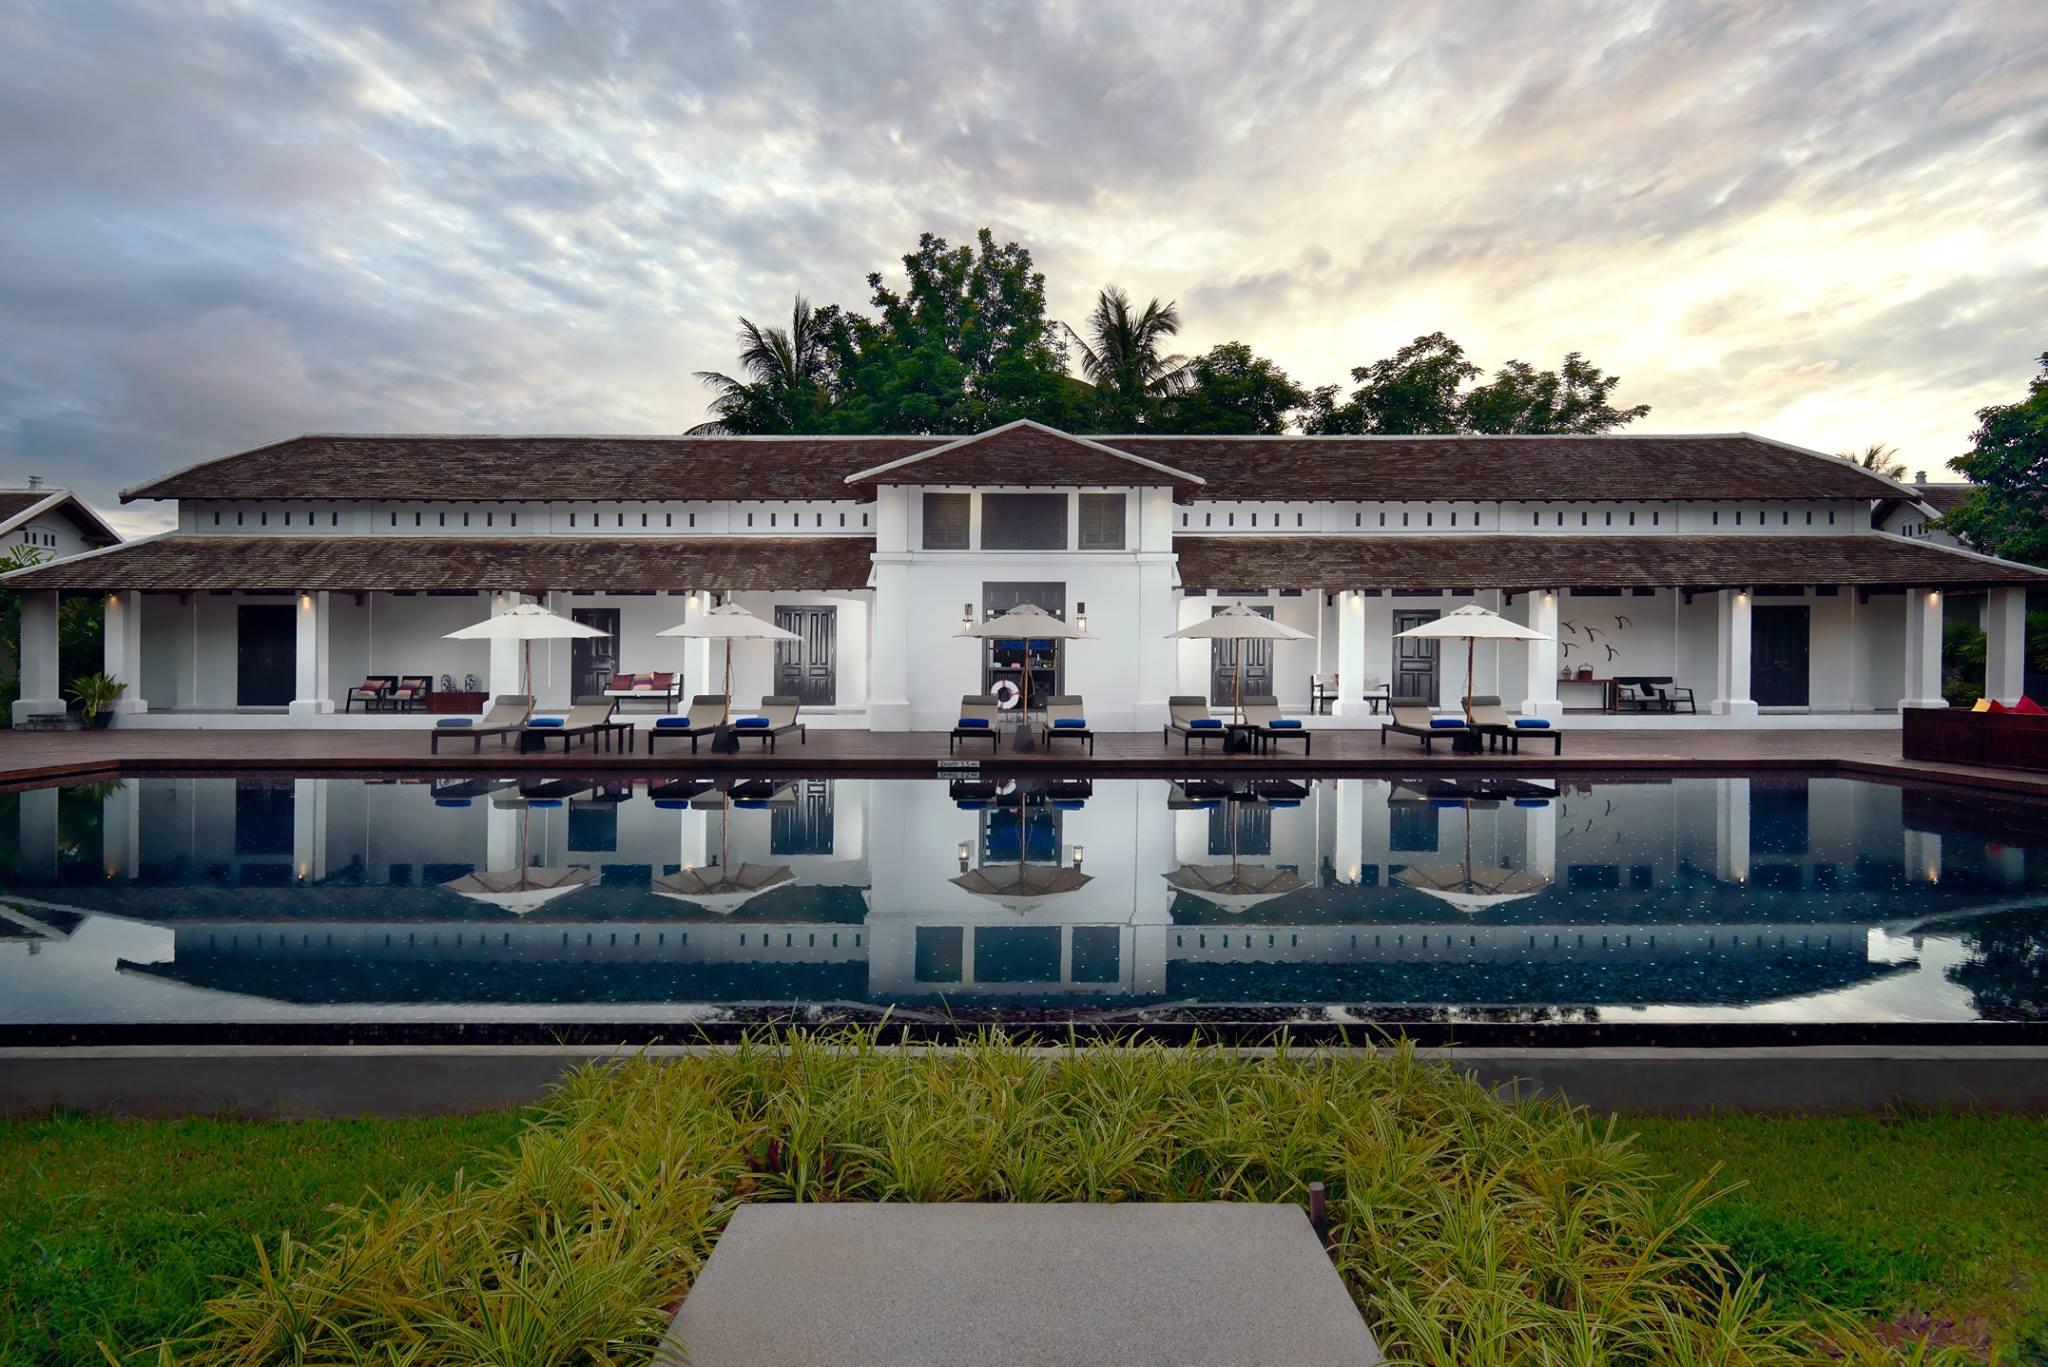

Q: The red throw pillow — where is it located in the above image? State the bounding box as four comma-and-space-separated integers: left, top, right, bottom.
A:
1985, 699, 2008, 713
2013, 696, 2045, 715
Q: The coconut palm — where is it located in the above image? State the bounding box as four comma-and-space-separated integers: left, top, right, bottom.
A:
1843, 443, 1908, 481
1064, 285, 1190, 424
690, 295, 835, 434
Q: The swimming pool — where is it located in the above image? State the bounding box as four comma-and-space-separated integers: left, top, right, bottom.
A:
2, 772, 2043, 1042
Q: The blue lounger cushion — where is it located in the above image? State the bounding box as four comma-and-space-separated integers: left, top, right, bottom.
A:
733, 799, 768, 809
528, 716, 566, 728
1267, 799, 1302, 808
1052, 799, 1087, 810
527, 798, 564, 808
1267, 718, 1303, 729
1432, 799, 1465, 809
652, 799, 690, 809
1189, 717, 1224, 729
1514, 717, 1553, 729
956, 799, 990, 810
435, 717, 473, 727
956, 717, 990, 728
1190, 801, 1221, 810
654, 716, 700, 728
434, 798, 472, 808
1429, 718, 1465, 729
1514, 798, 1551, 808
733, 716, 771, 728
1053, 718, 1087, 729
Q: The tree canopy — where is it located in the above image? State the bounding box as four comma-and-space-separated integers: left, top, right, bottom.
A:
693, 231, 1651, 439
1940, 352, 2048, 567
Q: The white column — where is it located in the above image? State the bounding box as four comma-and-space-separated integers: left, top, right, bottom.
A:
288, 590, 332, 716
487, 798, 522, 872
1133, 560, 1177, 732
1901, 587, 1945, 709
487, 592, 525, 697
18, 787, 57, 880
292, 778, 329, 882
1984, 587, 2027, 705
541, 591, 573, 708
103, 590, 148, 714
11, 588, 63, 724
1329, 591, 1370, 722
1520, 793, 1557, 881
1714, 777, 1750, 884
1520, 589, 1562, 720
678, 592, 713, 706
1334, 778, 1365, 884
868, 556, 911, 731
102, 782, 140, 880
1712, 589, 1757, 717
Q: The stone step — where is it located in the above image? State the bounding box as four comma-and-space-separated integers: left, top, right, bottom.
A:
660, 1202, 1381, 1366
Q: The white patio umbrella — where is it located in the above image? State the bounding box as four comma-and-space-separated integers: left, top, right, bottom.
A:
1394, 796, 1550, 913
656, 602, 799, 723
957, 602, 1093, 743
653, 863, 796, 914
950, 861, 1094, 912
442, 865, 598, 914
444, 602, 609, 703
1392, 603, 1553, 723
1164, 788, 1307, 911
1167, 604, 1312, 722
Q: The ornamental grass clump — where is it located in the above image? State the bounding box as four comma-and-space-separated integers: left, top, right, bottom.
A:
154, 1033, 1970, 1365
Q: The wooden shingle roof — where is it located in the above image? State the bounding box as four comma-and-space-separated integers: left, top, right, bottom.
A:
1, 536, 876, 594
1175, 535, 2048, 592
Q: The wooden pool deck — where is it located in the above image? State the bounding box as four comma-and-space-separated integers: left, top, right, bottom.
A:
2, 723, 2044, 797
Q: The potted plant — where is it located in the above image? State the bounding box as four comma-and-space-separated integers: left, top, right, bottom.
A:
66, 672, 126, 729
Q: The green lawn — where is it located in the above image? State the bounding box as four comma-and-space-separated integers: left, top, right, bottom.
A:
2, 1047, 2043, 1365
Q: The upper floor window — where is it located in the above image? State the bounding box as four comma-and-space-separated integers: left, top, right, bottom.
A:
1078, 493, 1125, 550
981, 493, 1067, 550
922, 492, 970, 550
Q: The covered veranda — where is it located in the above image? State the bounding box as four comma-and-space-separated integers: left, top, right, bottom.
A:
5, 538, 876, 725
1173, 536, 2044, 723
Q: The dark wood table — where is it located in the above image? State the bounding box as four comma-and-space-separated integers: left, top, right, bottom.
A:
426, 691, 487, 714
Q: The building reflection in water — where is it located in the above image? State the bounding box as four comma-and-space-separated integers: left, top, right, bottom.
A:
0, 771, 2042, 1023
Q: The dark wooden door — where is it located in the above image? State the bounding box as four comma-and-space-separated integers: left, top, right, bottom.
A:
1210, 605, 1275, 706
774, 606, 837, 705
1751, 606, 1809, 706
236, 605, 296, 706
1392, 609, 1440, 705
570, 609, 620, 697
772, 780, 835, 855
981, 583, 1064, 710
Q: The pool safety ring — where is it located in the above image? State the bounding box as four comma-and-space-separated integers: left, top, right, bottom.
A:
992, 678, 1022, 710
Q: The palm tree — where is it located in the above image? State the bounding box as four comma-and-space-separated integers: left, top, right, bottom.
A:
1063, 286, 1190, 423
1842, 443, 1909, 481
690, 295, 834, 434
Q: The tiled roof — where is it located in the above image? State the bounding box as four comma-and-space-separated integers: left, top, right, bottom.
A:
0, 492, 50, 521
0, 489, 123, 546
1174, 535, 2048, 592
1, 537, 876, 594
1117, 435, 1905, 502
1911, 484, 1975, 514
121, 435, 943, 503
122, 429, 1904, 505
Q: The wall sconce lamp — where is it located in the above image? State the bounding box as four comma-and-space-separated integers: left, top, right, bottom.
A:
1070, 845, 1085, 868
957, 840, 971, 872
1075, 602, 1087, 633
962, 602, 973, 631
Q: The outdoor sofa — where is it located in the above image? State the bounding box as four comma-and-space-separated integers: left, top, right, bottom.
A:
429, 694, 532, 753
605, 672, 682, 709
1038, 694, 1094, 754
522, 697, 628, 753
1464, 695, 1563, 754
645, 695, 730, 754
1381, 703, 1467, 752
951, 694, 1001, 754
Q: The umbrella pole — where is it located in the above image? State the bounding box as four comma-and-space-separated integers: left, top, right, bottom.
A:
1233, 640, 1244, 724
722, 641, 733, 723
1465, 636, 1476, 722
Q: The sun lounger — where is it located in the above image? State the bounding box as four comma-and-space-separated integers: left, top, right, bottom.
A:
951, 694, 1000, 754
1464, 695, 1563, 755
522, 696, 624, 753
430, 694, 532, 753
645, 694, 730, 754
731, 695, 806, 751
1240, 694, 1310, 755
1381, 703, 1467, 752
1039, 694, 1094, 754
1165, 695, 1229, 753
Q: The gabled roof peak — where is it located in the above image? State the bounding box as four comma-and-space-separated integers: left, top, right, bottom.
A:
845, 419, 1205, 487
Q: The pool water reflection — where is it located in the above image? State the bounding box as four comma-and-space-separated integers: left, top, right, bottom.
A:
1, 773, 2043, 1030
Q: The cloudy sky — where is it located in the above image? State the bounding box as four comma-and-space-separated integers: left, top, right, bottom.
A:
2, 0, 2044, 534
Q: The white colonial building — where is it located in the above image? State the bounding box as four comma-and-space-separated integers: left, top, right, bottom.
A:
6, 421, 2043, 728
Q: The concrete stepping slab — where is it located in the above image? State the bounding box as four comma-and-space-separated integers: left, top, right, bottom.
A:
659, 1202, 1380, 1366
